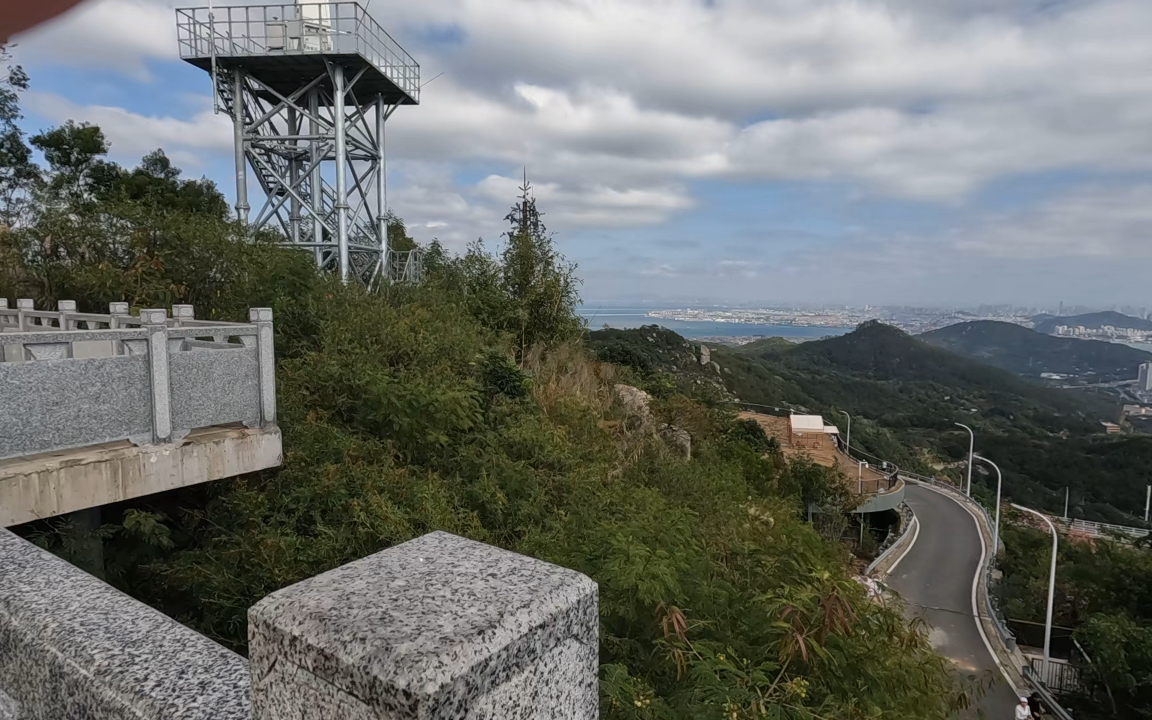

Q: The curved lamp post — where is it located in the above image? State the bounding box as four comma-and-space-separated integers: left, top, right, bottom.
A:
973, 454, 1003, 559
1012, 503, 1058, 680
838, 410, 851, 456
955, 422, 974, 497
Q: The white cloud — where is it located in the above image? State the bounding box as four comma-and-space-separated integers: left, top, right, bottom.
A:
22, 90, 231, 166
12, 0, 177, 80
17, 0, 1152, 202
10, 0, 1152, 304
953, 183, 1152, 259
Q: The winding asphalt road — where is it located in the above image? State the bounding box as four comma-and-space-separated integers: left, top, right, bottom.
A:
886, 484, 1019, 718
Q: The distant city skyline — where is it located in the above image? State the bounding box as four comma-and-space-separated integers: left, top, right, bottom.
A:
581, 300, 1152, 319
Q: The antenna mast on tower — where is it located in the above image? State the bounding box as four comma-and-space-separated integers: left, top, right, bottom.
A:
176, 0, 421, 284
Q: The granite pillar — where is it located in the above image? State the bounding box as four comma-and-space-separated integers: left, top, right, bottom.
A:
248, 531, 599, 720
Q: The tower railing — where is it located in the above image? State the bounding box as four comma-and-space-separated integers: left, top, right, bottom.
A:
176, 3, 419, 101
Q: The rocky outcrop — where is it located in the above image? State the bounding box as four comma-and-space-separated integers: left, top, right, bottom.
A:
613, 384, 653, 432
659, 424, 692, 460
613, 384, 692, 458
698, 344, 710, 366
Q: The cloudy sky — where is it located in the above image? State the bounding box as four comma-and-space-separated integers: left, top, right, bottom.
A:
10, 0, 1152, 307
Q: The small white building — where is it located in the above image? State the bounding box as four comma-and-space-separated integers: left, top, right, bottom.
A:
790, 415, 841, 449
790, 415, 824, 448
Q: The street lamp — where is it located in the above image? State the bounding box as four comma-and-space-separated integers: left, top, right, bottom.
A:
1012, 503, 1058, 681
974, 454, 1003, 559
955, 422, 974, 497
839, 410, 851, 456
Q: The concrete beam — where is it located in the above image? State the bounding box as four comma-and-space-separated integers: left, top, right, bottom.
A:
0, 426, 282, 527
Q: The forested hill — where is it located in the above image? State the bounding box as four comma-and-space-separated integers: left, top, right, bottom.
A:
1033, 310, 1152, 334
590, 321, 1151, 524
920, 320, 1152, 381
738, 320, 1110, 418
785, 320, 1076, 398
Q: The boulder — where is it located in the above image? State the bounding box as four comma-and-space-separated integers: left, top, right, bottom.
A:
659, 423, 692, 460
698, 344, 711, 366
613, 384, 653, 432
709, 361, 721, 374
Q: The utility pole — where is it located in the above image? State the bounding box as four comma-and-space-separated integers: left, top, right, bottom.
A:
1145, 485, 1150, 523
1064, 487, 1069, 520
955, 423, 974, 496
839, 410, 851, 456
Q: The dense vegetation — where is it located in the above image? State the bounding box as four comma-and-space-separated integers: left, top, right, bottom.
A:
920, 320, 1152, 382
998, 520, 1152, 718
1, 56, 976, 719
591, 319, 1152, 714
590, 320, 1152, 524
591, 319, 1152, 715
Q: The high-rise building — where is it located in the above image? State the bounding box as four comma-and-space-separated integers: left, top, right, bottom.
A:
1140, 362, 1152, 392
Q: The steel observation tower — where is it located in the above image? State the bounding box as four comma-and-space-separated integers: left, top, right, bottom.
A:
176, 1, 420, 285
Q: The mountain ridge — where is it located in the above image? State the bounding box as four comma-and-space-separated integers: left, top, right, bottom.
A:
1033, 311, 1152, 334
920, 320, 1152, 381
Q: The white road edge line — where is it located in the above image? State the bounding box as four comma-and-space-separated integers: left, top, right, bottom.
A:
917, 482, 1022, 697
882, 513, 919, 579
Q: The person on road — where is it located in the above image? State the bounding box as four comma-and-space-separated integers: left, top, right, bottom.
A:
1015, 696, 1033, 719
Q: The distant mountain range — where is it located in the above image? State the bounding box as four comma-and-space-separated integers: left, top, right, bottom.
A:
920, 321, 1152, 381
1032, 311, 1152, 334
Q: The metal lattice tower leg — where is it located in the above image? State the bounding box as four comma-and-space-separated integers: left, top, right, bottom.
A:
218, 65, 404, 285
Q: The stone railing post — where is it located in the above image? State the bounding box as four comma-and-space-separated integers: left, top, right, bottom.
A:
172, 304, 194, 325
250, 308, 276, 427
56, 300, 77, 331
108, 302, 130, 328
0, 299, 12, 362
16, 298, 33, 331
170, 304, 194, 353
108, 302, 130, 355
248, 531, 598, 720
21, 299, 72, 361
141, 309, 172, 444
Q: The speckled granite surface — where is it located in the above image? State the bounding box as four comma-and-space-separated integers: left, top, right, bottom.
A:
249, 531, 599, 719
0, 688, 18, 720
0, 529, 250, 719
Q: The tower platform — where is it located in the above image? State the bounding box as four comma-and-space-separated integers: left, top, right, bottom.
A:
177, 2, 418, 105
175, 2, 422, 285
